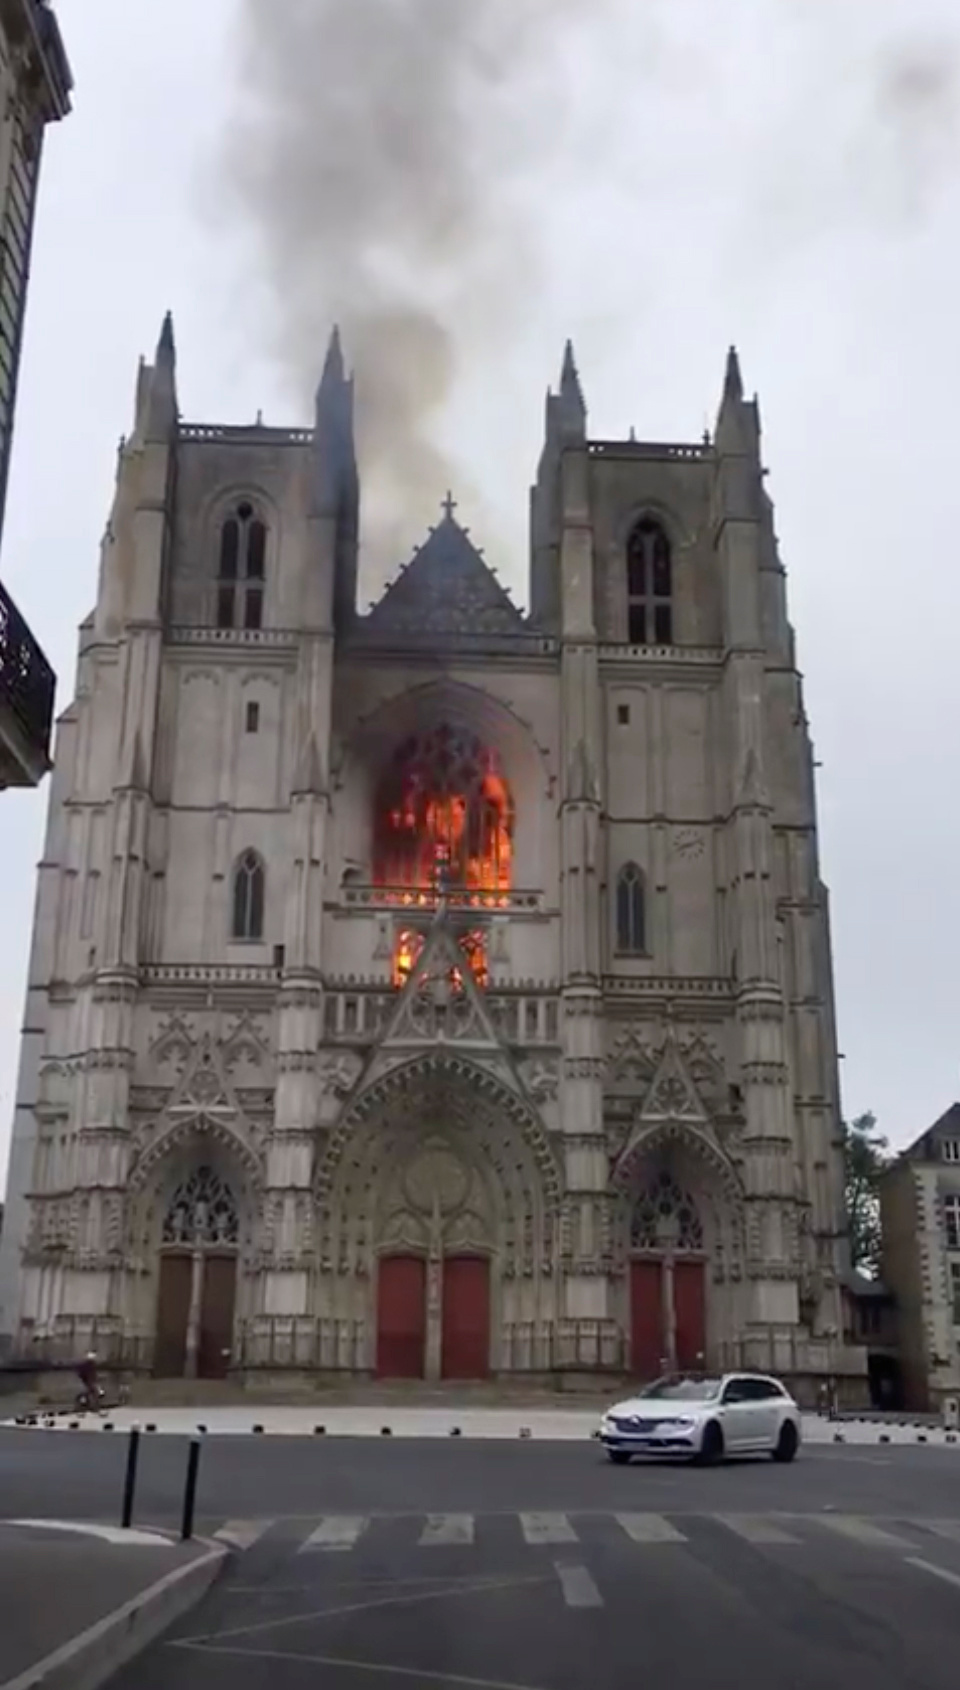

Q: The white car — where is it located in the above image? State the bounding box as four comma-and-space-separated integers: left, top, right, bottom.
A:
600, 1372, 801, 1465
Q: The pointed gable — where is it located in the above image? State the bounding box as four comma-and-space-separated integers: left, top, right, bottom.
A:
366, 500, 524, 637
380, 917, 504, 1054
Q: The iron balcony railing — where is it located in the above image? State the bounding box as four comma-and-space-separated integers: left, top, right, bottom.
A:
0, 577, 55, 775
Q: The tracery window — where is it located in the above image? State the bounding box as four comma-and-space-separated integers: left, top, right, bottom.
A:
616, 862, 646, 954
374, 725, 514, 897
163, 1166, 239, 1247
393, 925, 488, 989
216, 501, 267, 631
232, 849, 265, 941
632, 1171, 703, 1252
626, 517, 672, 645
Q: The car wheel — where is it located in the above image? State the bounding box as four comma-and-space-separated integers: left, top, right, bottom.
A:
772, 1421, 798, 1464
696, 1421, 724, 1466
607, 1450, 632, 1466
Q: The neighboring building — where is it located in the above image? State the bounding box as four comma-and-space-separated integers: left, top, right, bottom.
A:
881, 1105, 960, 1411
841, 1268, 901, 1410
0, 1, 71, 788
0, 318, 865, 1398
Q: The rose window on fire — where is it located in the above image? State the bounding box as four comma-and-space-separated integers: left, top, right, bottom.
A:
374, 725, 514, 897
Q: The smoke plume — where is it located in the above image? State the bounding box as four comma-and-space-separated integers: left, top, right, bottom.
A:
221, 2, 958, 585
223, 0, 606, 578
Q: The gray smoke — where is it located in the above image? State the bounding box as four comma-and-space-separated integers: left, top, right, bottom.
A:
221, 2, 958, 582
223, 0, 604, 578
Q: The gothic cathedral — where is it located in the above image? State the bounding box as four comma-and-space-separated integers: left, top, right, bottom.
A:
0, 319, 864, 1395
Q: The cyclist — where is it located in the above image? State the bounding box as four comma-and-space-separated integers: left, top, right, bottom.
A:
75, 1350, 102, 1411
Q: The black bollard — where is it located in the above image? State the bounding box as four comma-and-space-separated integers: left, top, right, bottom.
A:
121, 1427, 141, 1530
181, 1437, 202, 1542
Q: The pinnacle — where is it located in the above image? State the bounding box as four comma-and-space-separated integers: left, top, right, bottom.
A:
723, 344, 744, 404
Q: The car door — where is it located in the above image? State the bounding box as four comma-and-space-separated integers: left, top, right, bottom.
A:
719, 1376, 757, 1451
741, 1378, 782, 1448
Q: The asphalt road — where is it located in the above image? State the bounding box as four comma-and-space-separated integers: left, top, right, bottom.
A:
4, 1434, 960, 1689
2, 1427, 960, 1527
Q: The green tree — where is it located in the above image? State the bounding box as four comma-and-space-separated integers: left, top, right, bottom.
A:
843, 1111, 890, 1277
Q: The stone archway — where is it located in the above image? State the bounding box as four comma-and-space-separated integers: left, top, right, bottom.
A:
125, 1130, 260, 1379
315, 1056, 563, 1379
155, 1167, 240, 1379
613, 1125, 746, 1380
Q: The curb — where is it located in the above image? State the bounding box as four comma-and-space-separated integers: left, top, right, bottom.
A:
0, 1540, 226, 1690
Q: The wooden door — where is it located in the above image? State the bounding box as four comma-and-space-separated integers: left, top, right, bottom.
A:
198, 1254, 237, 1379
441, 1256, 490, 1380
154, 1253, 192, 1377
377, 1255, 427, 1378
630, 1259, 664, 1381
674, 1260, 706, 1371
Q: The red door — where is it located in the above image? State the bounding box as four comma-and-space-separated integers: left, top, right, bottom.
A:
674, 1260, 706, 1371
198, 1255, 237, 1380
154, 1254, 192, 1378
441, 1256, 490, 1380
630, 1260, 664, 1381
377, 1255, 426, 1378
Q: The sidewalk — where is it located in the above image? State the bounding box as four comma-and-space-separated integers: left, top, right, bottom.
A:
4, 1403, 958, 1445
0, 1522, 225, 1690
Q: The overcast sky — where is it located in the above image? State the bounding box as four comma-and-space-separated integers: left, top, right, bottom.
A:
1, 0, 959, 1183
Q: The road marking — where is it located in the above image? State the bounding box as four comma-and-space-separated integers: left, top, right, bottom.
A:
214, 1520, 275, 1551
419, 1514, 475, 1546
716, 1515, 799, 1545
906, 1557, 960, 1592
176, 1638, 557, 1690
615, 1513, 686, 1544
520, 1513, 577, 1545
918, 1520, 960, 1543
815, 1516, 910, 1549
176, 1574, 551, 1644
555, 1562, 604, 1609
3, 1518, 172, 1548
298, 1516, 367, 1553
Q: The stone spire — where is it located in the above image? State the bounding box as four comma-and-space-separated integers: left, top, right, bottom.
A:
557, 338, 587, 441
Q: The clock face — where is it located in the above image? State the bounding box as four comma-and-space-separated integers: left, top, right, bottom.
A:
674, 828, 706, 860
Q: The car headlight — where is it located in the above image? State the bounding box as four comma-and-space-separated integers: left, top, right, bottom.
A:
660, 1417, 694, 1430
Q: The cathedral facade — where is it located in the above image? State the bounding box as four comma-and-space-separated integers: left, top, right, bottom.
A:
0, 319, 865, 1395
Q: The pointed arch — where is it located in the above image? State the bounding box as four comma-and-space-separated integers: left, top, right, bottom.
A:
231, 849, 265, 941
315, 1052, 563, 1212
625, 515, 672, 645
612, 1118, 744, 1207
616, 862, 646, 954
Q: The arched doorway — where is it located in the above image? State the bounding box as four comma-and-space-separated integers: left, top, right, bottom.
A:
629, 1170, 707, 1378
154, 1166, 240, 1379
315, 1057, 562, 1380
374, 1136, 495, 1381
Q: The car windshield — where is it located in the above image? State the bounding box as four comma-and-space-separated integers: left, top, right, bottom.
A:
638, 1375, 723, 1402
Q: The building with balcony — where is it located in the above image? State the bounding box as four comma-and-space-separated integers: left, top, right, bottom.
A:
0, 2, 70, 787
0, 321, 865, 1398
880, 1105, 960, 1411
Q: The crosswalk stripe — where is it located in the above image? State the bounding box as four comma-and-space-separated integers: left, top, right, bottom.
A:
298, 1516, 368, 1553
815, 1516, 911, 1549
419, 1515, 475, 1546
214, 1520, 275, 1551
615, 1513, 686, 1544
556, 1562, 604, 1608
716, 1515, 799, 1545
520, 1513, 578, 1545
